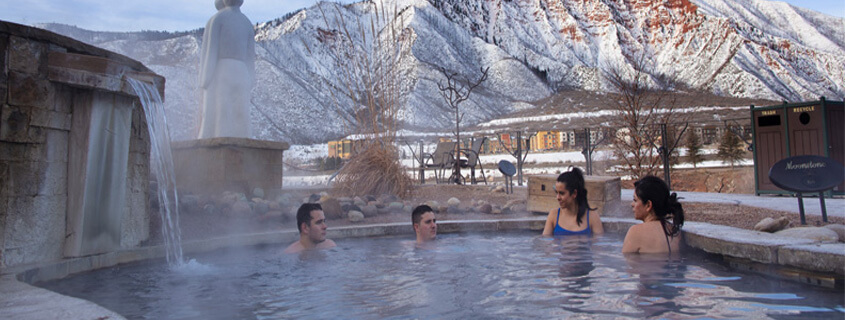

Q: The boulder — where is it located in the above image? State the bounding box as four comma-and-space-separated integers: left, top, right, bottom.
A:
308, 193, 321, 202
822, 224, 845, 242
202, 203, 218, 216
268, 201, 281, 211
388, 202, 405, 212
504, 199, 526, 209
348, 210, 365, 222
425, 201, 440, 211
775, 227, 839, 242
509, 204, 527, 214
231, 200, 253, 217
252, 187, 265, 199
361, 205, 379, 217
447, 206, 463, 214
753, 217, 790, 233
493, 186, 505, 193
478, 203, 493, 214
353, 197, 367, 207
341, 204, 362, 214
320, 197, 344, 220
447, 197, 461, 207
491, 205, 502, 215
380, 194, 398, 203
252, 200, 270, 215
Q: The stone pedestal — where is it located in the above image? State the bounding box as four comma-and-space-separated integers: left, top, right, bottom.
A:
527, 174, 623, 217
171, 138, 289, 197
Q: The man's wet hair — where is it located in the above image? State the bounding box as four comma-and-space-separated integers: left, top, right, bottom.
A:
296, 203, 322, 233
412, 205, 434, 225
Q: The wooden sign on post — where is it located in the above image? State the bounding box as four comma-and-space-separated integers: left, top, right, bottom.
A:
768, 155, 845, 224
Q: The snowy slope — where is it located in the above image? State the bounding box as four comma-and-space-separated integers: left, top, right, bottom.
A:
36, 0, 845, 144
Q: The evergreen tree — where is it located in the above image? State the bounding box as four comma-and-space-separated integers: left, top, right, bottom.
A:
685, 131, 705, 169
717, 130, 744, 168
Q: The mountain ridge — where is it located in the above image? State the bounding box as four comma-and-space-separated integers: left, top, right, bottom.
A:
34, 0, 844, 144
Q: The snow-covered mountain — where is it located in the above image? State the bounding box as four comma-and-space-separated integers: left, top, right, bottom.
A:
37, 0, 845, 144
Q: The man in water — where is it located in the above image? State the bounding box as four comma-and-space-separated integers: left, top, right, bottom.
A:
284, 203, 336, 253
412, 205, 438, 244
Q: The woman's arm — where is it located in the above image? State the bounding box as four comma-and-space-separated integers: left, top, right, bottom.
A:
542, 209, 556, 236
590, 210, 604, 234
621, 225, 640, 253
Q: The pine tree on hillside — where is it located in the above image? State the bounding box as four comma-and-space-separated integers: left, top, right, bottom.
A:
685, 131, 705, 169
717, 130, 744, 168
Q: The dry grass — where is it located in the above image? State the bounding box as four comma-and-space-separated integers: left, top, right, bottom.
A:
332, 143, 413, 198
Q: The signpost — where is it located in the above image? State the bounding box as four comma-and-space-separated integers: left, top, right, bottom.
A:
498, 160, 516, 194
768, 155, 845, 224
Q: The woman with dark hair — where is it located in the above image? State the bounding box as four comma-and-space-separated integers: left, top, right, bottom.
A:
622, 176, 685, 253
542, 167, 604, 236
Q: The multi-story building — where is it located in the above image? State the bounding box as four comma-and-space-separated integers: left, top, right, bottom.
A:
530, 131, 562, 151
327, 139, 355, 159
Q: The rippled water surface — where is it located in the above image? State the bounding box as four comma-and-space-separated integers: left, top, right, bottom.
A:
39, 232, 844, 319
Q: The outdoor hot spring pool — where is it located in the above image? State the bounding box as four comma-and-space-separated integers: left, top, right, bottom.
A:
38, 231, 844, 319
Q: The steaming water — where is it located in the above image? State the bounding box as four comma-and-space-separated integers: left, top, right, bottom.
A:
126, 78, 184, 266
39, 232, 844, 319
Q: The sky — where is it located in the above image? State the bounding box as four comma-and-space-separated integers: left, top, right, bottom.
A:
0, 0, 842, 32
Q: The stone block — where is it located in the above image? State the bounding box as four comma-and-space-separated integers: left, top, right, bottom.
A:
0, 34, 8, 81
0, 197, 6, 266
2, 240, 63, 267
171, 138, 289, 196
44, 129, 69, 163
0, 162, 8, 198
9, 36, 45, 74
4, 195, 66, 249
0, 140, 42, 162
8, 71, 51, 109
778, 244, 845, 275
30, 107, 71, 130
51, 84, 73, 114
5, 160, 65, 196
526, 174, 620, 214
683, 222, 815, 264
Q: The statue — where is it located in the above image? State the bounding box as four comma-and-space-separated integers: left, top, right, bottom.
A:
198, 0, 255, 139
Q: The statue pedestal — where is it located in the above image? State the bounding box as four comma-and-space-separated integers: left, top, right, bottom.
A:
171, 138, 289, 197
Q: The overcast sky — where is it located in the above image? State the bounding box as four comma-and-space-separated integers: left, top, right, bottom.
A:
0, 0, 842, 32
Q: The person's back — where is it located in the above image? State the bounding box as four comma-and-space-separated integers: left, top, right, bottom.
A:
622, 176, 684, 254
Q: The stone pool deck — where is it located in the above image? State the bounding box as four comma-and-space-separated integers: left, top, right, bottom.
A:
621, 189, 845, 218
1, 215, 843, 319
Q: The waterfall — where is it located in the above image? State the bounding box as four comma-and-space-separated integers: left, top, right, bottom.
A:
126, 78, 185, 266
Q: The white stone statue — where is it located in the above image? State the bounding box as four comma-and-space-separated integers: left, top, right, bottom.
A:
198, 0, 255, 139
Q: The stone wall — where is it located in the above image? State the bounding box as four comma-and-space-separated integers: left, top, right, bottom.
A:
0, 21, 155, 269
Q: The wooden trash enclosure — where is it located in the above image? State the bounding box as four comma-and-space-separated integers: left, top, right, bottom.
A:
751, 98, 845, 195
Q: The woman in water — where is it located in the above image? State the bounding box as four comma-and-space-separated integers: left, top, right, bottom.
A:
622, 175, 685, 253
542, 167, 604, 236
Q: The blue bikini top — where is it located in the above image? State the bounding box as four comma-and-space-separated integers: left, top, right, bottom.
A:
553, 208, 591, 236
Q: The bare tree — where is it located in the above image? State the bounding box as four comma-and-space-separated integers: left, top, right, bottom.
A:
436, 66, 489, 184
313, 1, 416, 197
604, 55, 688, 181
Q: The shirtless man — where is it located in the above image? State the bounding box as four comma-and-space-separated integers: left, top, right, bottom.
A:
412, 205, 437, 244
284, 203, 336, 254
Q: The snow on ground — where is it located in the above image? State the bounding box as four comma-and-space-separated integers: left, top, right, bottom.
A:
284, 145, 752, 187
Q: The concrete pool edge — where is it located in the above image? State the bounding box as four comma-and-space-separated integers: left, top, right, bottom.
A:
0, 218, 842, 319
